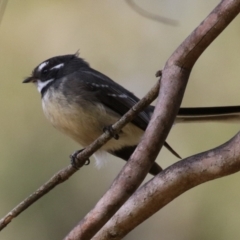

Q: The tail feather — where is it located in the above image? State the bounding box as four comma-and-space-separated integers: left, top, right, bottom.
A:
110, 105, 240, 172
176, 106, 240, 123
164, 141, 181, 159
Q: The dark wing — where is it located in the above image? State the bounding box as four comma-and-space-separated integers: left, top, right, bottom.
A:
66, 68, 181, 159
77, 68, 152, 130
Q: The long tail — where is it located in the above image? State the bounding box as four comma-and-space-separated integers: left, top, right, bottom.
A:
176, 106, 240, 124
147, 105, 240, 159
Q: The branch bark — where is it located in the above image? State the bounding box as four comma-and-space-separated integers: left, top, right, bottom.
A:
93, 132, 240, 239
65, 0, 240, 239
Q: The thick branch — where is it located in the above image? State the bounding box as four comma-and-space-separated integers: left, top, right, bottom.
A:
65, 1, 239, 240
168, 0, 240, 69
93, 132, 240, 239
65, 0, 240, 239
91, 1, 240, 238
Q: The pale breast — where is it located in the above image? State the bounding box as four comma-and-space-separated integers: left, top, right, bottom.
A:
41, 90, 144, 151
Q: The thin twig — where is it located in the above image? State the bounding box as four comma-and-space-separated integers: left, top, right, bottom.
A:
0, 80, 160, 231
125, 0, 178, 26
0, 0, 7, 26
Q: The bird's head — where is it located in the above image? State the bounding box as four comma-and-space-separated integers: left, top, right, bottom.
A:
23, 53, 89, 95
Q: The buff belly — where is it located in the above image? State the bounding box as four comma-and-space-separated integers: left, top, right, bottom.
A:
41, 91, 144, 152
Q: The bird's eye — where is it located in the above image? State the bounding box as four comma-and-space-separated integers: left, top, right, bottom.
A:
42, 69, 48, 76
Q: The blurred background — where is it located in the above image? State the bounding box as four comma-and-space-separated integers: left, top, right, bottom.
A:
0, 0, 239, 239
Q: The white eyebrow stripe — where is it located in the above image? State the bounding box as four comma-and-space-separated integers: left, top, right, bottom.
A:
50, 63, 64, 70
35, 78, 54, 93
38, 61, 49, 71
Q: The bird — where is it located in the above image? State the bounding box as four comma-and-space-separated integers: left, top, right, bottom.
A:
23, 53, 240, 175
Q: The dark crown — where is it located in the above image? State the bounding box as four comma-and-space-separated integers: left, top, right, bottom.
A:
32, 53, 90, 82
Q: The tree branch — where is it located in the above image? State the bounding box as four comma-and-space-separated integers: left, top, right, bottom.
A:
93, 132, 240, 239
125, 0, 178, 26
65, 0, 240, 239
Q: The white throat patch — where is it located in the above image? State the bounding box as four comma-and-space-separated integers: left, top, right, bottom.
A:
35, 78, 54, 93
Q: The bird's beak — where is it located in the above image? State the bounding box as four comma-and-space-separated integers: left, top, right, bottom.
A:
22, 77, 36, 83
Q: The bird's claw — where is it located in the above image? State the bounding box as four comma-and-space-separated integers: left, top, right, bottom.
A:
103, 125, 119, 140
70, 149, 90, 169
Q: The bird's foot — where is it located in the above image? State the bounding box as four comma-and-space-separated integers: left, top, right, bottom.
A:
70, 149, 90, 169
103, 125, 119, 140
